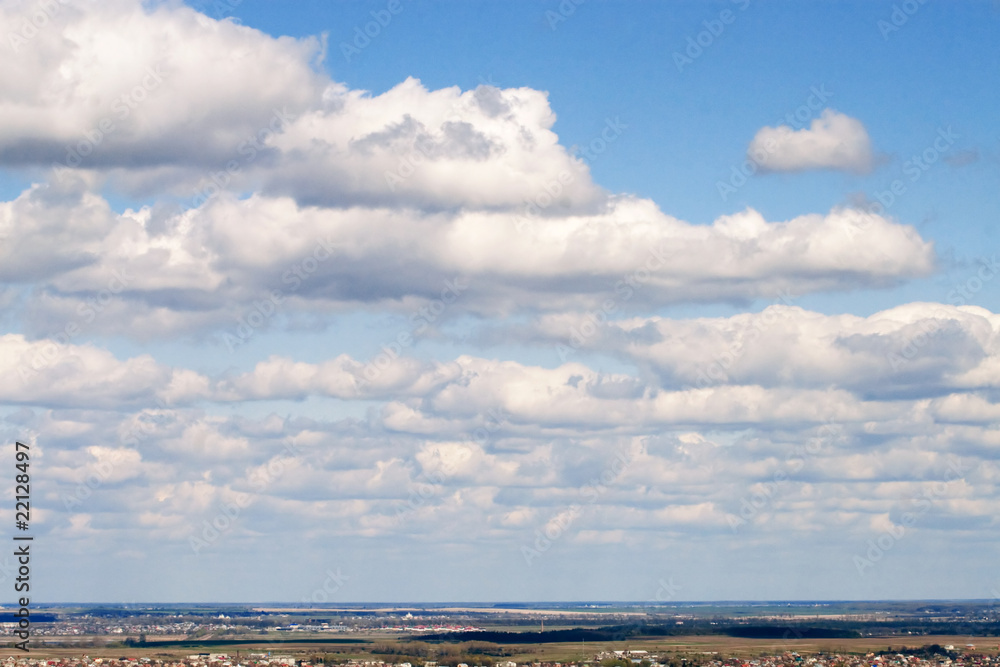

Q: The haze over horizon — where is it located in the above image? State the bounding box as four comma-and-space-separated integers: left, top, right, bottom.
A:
1, 0, 998, 603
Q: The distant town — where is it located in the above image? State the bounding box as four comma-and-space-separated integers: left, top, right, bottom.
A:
2, 647, 1000, 667
3, 602, 998, 667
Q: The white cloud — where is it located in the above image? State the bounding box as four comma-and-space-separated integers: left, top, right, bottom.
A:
216, 354, 460, 401
0, 0, 327, 170
0, 173, 114, 283
0, 0, 605, 212
0, 2, 935, 347
531, 302, 996, 397
1, 0, 993, 602
8, 182, 935, 339
11, 302, 1000, 430
0, 333, 202, 408
7, 372, 999, 600
262, 77, 606, 211
748, 109, 874, 173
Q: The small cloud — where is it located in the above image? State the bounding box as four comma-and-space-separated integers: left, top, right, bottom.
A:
944, 149, 979, 167
748, 109, 874, 174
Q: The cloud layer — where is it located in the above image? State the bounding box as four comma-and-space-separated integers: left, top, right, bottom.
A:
6, 177, 935, 340
0, 0, 990, 602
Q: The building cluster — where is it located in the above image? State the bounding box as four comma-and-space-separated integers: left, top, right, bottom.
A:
653, 651, 1000, 667
4, 649, 1000, 667
1, 655, 307, 667
276, 624, 350, 633
323, 649, 1000, 667
378, 625, 483, 633
1, 617, 488, 639
12, 621, 200, 638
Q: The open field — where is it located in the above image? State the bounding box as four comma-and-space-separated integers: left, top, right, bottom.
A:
6, 634, 1000, 662
253, 608, 650, 618
491, 636, 1000, 663
0, 640, 367, 661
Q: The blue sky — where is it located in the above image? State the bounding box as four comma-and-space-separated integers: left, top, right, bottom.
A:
1, 0, 999, 603
228, 0, 1000, 316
